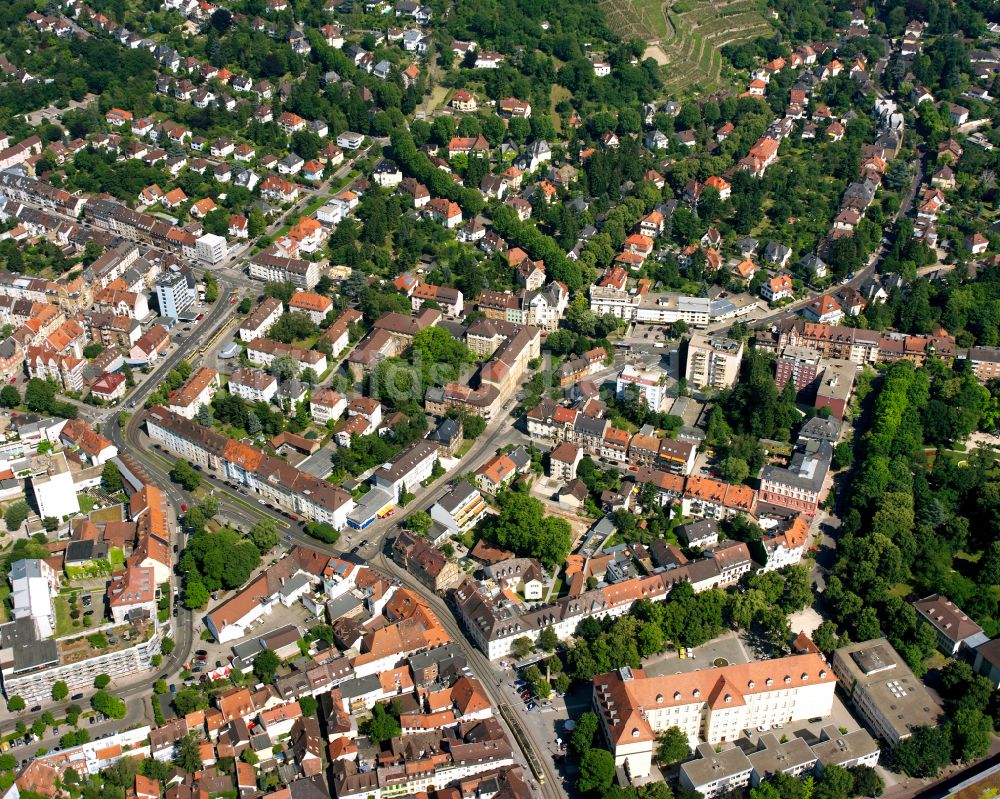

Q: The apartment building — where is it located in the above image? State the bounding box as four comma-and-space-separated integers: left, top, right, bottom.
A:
0, 617, 163, 704
168, 367, 219, 419
759, 439, 832, 515
309, 388, 347, 425
616, 365, 670, 412
289, 291, 334, 324
154, 269, 196, 319
238, 297, 284, 343
594, 656, 836, 779
248, 249, 320, 289
549, 442, 583, 481
681, 744, 753, 799
685, 332, 744, 390
427, 321, 540, 422
228, 368, 278, 403
967, 346, 1000, 383
831, 638, 942, 745
10, 559, 58, 639
144, 407, 354, 529
429, 480, 489, 533
247, 339, 327, 375
373, 440, 439, 498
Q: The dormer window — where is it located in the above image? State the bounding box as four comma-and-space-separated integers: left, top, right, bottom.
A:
748, 680, 755, 689
693, 689, 700, 698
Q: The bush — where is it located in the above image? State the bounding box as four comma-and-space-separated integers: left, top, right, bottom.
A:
304, 521, 339, 544
94, 674, 111, 689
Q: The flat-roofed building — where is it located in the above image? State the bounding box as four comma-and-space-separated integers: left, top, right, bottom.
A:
747, 733, 817, 785
685, 332, 744, 390
680, 743, 753, 799
831, 638, 943, 745
811, 725, 881, 771
429, 480, 488, 533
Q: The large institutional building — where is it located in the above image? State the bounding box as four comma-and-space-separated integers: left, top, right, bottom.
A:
593, 655, 836, 780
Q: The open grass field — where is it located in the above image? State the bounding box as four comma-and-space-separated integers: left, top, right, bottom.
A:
600, 0, 772, 96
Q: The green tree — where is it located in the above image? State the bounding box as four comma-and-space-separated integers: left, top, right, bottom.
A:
175, 733, 203, 773
248, 519, 279, 554
91, 690, 127, 719
485, 492, 572, 570
169, 460, 201, 491
299, 695, 318, 717
4, 501, 29, 532
364, 702, 402, 744
94, 674, 111, 689
101, 462, 123, 493
253, 649, 281, 683
184, 579, 209, 610
539, 627, 559, 652
655, 726, 690, 767
951, 708, 991, 763
405, 511, 432, 536
6, 695, 24, 713
578, 748, 615, 794
892, 726, 952, 778
512, 637, 534, 659
51, 681, 69, 702
173, 689, 208, 716
570, 711, 599, 757
815, 764, 854, 799
851, 766, 884, 797
160, 637, 175, 656
0, 385, 20, 408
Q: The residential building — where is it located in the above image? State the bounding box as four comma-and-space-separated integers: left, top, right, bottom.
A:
593, 655, 836, 780
195, 233, 227, 264
549, 442, 582, 481
475, 448, 530, 495
831, 639, 943, 745
429, 480, 489, 533
747, 734, 817, 785
372, 440, 439, 499
813, 360, 855, 420
31, 451, 80, 520
10, 559, 58, 639
228, 368, 278, 403
759, 439, 832, 515
810, 726, 881, 771
168, 367, 219, 419
391, 530, 461, 592
289, 291, 334, 324
616, 365, 670, 412
967, 347, 1000, 383
681, 744, 753, 799
310, 389, 347, 425
107, 566, 156, 624
685, 333, 744, 391
238, 297, 284, 343
154, 269, 196, 320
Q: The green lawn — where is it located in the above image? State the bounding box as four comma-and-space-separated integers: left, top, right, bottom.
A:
78, 495, 97, 514
455, 439, 475, 458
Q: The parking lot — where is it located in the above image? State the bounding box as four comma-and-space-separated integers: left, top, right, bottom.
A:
644, 631, 751, 678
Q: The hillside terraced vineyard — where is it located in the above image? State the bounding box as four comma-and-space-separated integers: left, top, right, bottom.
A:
600, 0, 772, 94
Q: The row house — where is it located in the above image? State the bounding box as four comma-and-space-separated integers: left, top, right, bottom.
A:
145, 408, 355, 530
